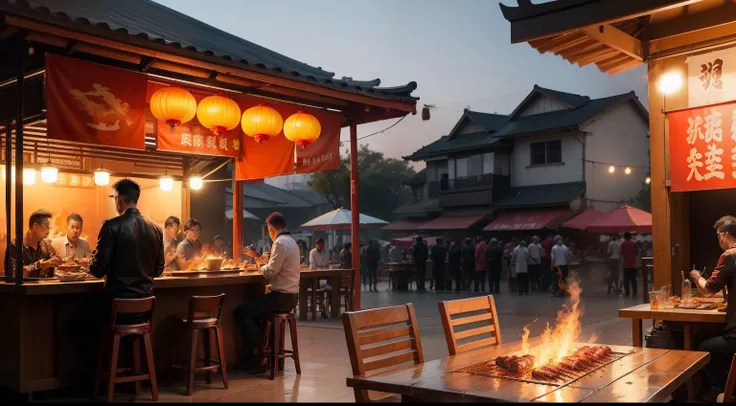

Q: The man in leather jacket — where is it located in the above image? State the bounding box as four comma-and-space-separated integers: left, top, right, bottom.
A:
89, 179, 164, 303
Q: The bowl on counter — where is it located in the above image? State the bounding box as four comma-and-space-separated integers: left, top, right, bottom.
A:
56, 264, 81, 273
206, 257, 225, 271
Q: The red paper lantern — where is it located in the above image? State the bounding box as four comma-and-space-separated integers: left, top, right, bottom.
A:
241, 104, 283, 144
196, 94, 241, 135
283, 111, 321, 147
149, 86, 197, 127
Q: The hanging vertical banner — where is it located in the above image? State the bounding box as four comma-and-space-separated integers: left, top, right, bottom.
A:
668, 101, 736, 192
688, 46, 736, 108
45, 54, 146, 149
295, 113, 343, 174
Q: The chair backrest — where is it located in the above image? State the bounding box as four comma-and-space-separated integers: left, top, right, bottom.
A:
188, 293, 226, 323
341, 269, 355, 291
342, 303, 424, 403
438, 295, 502, 356
724, 354, 736, 403
109, 296, 156, 327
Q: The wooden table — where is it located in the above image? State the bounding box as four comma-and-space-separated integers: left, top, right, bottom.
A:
346, 341, 709, 403
618, 303, 725, 349
298, 268, 353, 321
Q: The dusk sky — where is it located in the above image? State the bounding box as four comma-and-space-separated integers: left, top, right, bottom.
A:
154, 0, 649, 168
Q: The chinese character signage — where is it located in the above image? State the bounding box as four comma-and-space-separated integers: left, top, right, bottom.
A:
156, 123, 241, 158
295, 112, 342, 174
53, 173, 95, 189
668, 102, 736, 192
45, 55, 147, 150
688, 46, 736, 108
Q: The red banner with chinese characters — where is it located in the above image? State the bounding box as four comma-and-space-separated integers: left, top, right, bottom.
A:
295, 113, 342, 174
669, 102, 736, 192
45, 55, 147, 149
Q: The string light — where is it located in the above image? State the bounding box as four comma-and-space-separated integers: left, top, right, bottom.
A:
645, 177, 651, 184
608, 165, 615, 174
624, 167, 632, 175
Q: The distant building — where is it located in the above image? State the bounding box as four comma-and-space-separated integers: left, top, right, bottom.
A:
387, 85, 649, 235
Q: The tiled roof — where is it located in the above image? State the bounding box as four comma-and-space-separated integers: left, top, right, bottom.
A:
464, 110, 508, 132
225, 183, 324, 209
493, 92, 638, 138
535, 85, 590, 108
404, 169, 426, 186
1, 0, 417, 102
393, 198, 441, 217
494, 181, 585, 209
404, 132, 511, 161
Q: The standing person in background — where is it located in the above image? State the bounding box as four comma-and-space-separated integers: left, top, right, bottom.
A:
389, 243, 402, 263
541, 233, 555, 293
359, 241, 368, 292
411, 236, 429, 291
339, 242, 352, 270
366, 239, 381, 292
527, 236, 543, 292
461, 238, 475, 291
431, 237, 447, 291
505, 239, 518, 292
620, 232, 640, 297
487, 238, 503, 294
606, 234, 622, 295
448, 241, 462, 292
474, 236, 488, 292
551, 235, 571, 298
514, 240, 530, 295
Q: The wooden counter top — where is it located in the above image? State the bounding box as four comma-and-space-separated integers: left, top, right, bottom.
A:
618, 303, 726, 324
0, 271, 266, 295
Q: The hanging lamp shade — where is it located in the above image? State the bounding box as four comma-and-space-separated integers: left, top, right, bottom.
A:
241, 104, 283, 144
196, 94, 241, 135
283, 111, 321, 147
150, 86, 197, 128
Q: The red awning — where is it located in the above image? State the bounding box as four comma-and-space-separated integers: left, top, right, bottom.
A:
420, 215, 486, 230
484, 210, 571, 231
383, 219, 427, 231
391, 235, 438, 248
586, 205, 652, 233
562, 209, 605, 230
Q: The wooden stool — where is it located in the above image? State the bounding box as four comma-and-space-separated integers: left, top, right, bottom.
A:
94, 296, 158, 403
259, 312, 301, 380
170, 294, 228, 396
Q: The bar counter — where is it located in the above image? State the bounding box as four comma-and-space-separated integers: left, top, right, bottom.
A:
0, 272, 266, 395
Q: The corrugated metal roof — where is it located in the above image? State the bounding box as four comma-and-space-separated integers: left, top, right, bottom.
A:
494, 181, 585, 209
1, 0, 418, 102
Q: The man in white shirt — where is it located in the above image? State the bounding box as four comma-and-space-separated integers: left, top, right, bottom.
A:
235, 212, 300, 373
309, 238, 330, 269
527, 236, 544, 292
51, 213, 92, 266
606, 234, 622, 295
551, 235, 571, 298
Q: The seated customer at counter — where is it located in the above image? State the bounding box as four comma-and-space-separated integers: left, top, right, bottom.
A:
690, 215, 736, 400
212, 234, 227, 257
309, 238, 329, 270
51, 213, 92, 266
4, 209, 61, 277
163, 216, 181, 269
174, 218, 203, 270
234, 212, 300, 373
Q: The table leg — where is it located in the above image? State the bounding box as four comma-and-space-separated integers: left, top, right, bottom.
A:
632, 319, 643, 347
311, 279, 318, 321
330, 276, 340, 318
299, 280, 308, 322
684, 323, 696, 401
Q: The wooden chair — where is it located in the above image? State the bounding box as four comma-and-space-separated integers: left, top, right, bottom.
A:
259, 312, 301, 380
718, 354, 736, 403
305, 282, 327, 319
170, 294, 228, 396
338, 269, 355, 313
342, 303, 424, 403
94, 296, 158, 403
438, 295, 502, 356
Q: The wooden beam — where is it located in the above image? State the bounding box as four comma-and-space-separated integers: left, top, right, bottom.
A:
649, 1, 736, 41
576, 48, 620, 67
6, 16, 416, 114
650, 20, 736, 59
597, 54, 634, 71
606, 58, 643, 75
583, 24, 644, 61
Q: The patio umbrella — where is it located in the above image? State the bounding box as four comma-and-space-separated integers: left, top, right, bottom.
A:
298, 208, 388, 231
585, 205, 652, 233
224, 208, 260, 221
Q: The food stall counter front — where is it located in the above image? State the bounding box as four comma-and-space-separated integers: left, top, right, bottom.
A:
0, 271, 266, 394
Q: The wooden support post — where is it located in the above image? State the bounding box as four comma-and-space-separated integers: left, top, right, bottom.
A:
349, 122, 361, 311
14, 37, 24, 286
4, 123, 11, 283
232, 178, 242, 261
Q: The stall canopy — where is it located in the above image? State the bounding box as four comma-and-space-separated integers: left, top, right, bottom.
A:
383, 219, 428, 231
224, 208, 259, 221
420, 215, 486, 230
299, 208, 388, 231
586, 205, 652, 233
484, 209, 571, 231
562, 209, 605, 230
391, 235, 438, 248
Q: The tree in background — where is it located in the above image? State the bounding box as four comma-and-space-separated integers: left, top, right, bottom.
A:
628, 150, 651, 212
309, 145, 416, 221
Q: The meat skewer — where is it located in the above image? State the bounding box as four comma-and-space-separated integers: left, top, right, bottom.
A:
544, 364, 577, 379
532, 367, 562, 382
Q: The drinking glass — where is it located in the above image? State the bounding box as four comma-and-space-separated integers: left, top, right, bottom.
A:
660, 285, 672, 308
650, 290, 661, 310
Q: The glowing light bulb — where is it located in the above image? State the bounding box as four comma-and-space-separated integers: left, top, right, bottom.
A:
624, 167, 632, 175
608, 165, 616, 174
22, 168, 36, 185
658, 71, 683, 95
159, 176, 174, 192
645, 177, 651, 185
94, 169, 110, 186
189, 176, 203, 191
41, 166, 58, 184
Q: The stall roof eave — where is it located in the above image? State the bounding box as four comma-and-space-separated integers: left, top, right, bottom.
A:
0, 0, 418, 121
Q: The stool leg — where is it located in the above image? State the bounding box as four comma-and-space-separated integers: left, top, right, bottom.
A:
143, 332, 159, 402
278, 321, 286, 371
215, 326, 229, 389
260, 319, 271, 367
168, 321, 176, 386
132, 336, 142, 397
94, 333, 106, 398
288, 317, 301, 375
106, 334, 120, 403
187, 329, 199, 396
203, 328, 212, 384
270, 320, 279, 380
310, 284, 317, 321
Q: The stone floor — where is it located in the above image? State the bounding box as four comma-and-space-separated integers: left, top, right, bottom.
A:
27, 279, 645, 403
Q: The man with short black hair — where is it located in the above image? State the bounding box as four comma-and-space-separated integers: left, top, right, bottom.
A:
51, 213, 92, 265
4, 209, 61, 277
175, 218, 203, 270
691, 216, 736, 399
235, 212, 300, 373
309, 237, 329, 270
163, 216, 181, 268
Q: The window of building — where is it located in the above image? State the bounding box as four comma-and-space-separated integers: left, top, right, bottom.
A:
469, 154, 483, 176
483, 153, 494, 174
456, 157, 469, 178
530, 140, 562, 166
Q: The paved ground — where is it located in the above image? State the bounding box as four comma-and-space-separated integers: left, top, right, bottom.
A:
24, 278, 646, 402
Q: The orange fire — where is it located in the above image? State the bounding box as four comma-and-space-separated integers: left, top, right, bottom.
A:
520, 279, 597, 367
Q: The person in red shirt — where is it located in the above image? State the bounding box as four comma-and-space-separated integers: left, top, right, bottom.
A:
619, 232, 640, 297
474, 236, 488, 292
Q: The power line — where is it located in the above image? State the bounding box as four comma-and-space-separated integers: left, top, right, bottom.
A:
339, 115, 408, 143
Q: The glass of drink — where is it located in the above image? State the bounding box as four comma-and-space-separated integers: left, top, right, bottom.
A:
650, 290, 661, 310
660, 285, 672, 308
